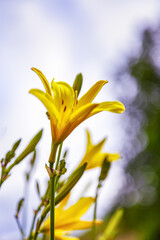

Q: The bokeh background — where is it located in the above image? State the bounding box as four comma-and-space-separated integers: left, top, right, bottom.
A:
0, 0, 160, 239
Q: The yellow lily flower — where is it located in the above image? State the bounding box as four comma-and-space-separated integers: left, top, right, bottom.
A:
29, 68, 125, 144
79, 130, 120, 170
40, 194, 102, 240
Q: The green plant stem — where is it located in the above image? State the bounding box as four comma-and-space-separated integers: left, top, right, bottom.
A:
92, 187, 98, 240
55, 143, 63, 170
33, 204, 49, 240
15, 217, 25, 239
28, 204, 42, 240
50, 162, 55, 240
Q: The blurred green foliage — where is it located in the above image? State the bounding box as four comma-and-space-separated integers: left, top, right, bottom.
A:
114, 26, 160, 240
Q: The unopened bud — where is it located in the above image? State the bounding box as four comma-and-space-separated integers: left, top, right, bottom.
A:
73, 73, 83, 96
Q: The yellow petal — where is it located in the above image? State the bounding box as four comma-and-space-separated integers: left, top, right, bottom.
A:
56, 220, 102, 230
86, 130, 93, 151
79, 139, 106, 169
57, 193, 71, 212
29, 89, 60, 126
58, 103, 98, 142
51, 81, 75, 112
31, 68, 52, 95
77, 80, 108, 108
107, 153, 120, 162
55, 230, 79, 240
55, 197, 94, 227
85, 153, 120, 169
89, 101, 125, 116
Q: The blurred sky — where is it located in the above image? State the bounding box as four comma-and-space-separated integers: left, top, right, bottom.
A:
0, 0, 160, 239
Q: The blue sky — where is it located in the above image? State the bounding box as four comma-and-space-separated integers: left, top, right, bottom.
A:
0, 0, 160, 238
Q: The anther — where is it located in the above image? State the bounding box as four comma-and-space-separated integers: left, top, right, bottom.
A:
63, 106, 67, 112
62, 99, 64, 105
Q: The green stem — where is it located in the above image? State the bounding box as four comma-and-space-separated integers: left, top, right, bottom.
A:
92, 187, 98, 240
50, 171, 55, 240
28, 204, 42, 240
55, 143, 63, 170
33, 204, 50, 240
49, 144, 58, 164
15, 217, 25, 239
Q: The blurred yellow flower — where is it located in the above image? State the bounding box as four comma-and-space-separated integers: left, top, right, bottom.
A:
79, 130, 120, 170
40, 194, 102, 240
30, 68, 125, 144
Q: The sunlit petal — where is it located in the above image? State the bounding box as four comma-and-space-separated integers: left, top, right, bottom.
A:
59, 104, 98, 142
29, 89, 60, 126
89, 101, 125, 116
56, 220, 102, 230
56, 197, 94, 226
31, 68, 52, 95
77, 80, 108, 108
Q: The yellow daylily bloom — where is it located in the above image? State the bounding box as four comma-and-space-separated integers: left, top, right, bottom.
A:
79, 130, 120, 170
40, 194, 102, 240
29, 68, 125, 144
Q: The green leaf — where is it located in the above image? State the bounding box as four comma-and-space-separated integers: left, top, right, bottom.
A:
55, 163, 87, 205
99, 208, 123, 240
73, 73, 83, 96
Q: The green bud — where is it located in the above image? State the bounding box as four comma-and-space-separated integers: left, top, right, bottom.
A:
5, 151, 15, 162
99, 157, 110, 182
59, 159, 67, 175
14, 129, 43, 166
36, 180, 41, 198
15, 198, 24, 219
73, 73, 83, 96
55, 162, 87, 205
12, 139, 21, 152
63, 149, 68, 158
26, 172, 30, 181
46, 111, 50, 119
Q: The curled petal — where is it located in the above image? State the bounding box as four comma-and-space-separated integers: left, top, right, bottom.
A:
31, 68, 52, 95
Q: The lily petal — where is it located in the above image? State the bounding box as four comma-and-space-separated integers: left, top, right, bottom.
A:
77, 80, 108, 108
55, 197, 94, 226
59, 103, 98, 142
89, 101, 125, 116
51, 81, 75, 114
56, 220, 102, 230
55, 230, 79, 240
31, 68, 52, 95
29, 89, 60, 126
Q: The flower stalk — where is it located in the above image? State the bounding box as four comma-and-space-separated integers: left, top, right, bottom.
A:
50, 173, 56, 240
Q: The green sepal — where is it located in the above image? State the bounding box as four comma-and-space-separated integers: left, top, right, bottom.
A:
73, 73, 83, 96
55, 162, 87, 205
